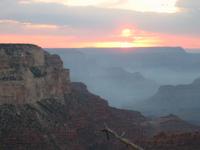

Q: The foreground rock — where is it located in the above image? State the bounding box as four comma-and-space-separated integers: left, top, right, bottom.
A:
0, 44, 70, 104
0, 44, 199, 150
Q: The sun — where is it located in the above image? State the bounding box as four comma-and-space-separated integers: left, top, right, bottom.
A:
94, 27, 161, 48
121, 28, 132, 37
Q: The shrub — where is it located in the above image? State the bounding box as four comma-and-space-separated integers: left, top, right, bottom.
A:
30, 67, 46, 78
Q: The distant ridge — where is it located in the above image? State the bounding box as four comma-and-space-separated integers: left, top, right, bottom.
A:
46, 47, 186, 53
135, 77, 200, 124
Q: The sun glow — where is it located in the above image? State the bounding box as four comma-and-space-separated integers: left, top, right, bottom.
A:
93, 27, 162, 48
94, 39, 160, 48
121, 28, 132, 37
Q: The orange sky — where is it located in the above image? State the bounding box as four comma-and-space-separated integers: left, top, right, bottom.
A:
0, 0, 199, 49
0, 28, 199, 48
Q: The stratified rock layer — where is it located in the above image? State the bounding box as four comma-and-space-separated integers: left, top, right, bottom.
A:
0, 44, 70, 104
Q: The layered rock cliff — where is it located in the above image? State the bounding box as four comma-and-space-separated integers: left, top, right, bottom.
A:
0, 44, 199, 150
0, 44, 70, 104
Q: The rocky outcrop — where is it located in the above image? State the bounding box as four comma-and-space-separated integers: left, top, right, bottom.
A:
0, 44, 70, 105
0, 81, 146, 150
147, 114, 198, 135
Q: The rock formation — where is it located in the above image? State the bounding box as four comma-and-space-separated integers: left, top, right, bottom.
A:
0, 44, 70, 104
135, 77, 200, 124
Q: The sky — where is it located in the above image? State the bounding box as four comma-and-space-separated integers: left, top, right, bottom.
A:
0, 0, 199, 48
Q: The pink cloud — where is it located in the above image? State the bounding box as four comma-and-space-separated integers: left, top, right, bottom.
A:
0, 20, 199, 48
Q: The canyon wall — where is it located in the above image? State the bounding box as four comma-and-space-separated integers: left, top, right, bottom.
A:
0, 44, 70, 104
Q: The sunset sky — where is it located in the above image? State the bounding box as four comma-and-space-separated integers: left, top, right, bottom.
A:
0, 0, 199, 48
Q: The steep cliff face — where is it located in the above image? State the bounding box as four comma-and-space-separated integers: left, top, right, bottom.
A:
0, 44, 199, 150
0, 44, 70, 104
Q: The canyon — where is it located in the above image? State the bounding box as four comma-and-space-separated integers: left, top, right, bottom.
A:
0, 44, 199, 150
